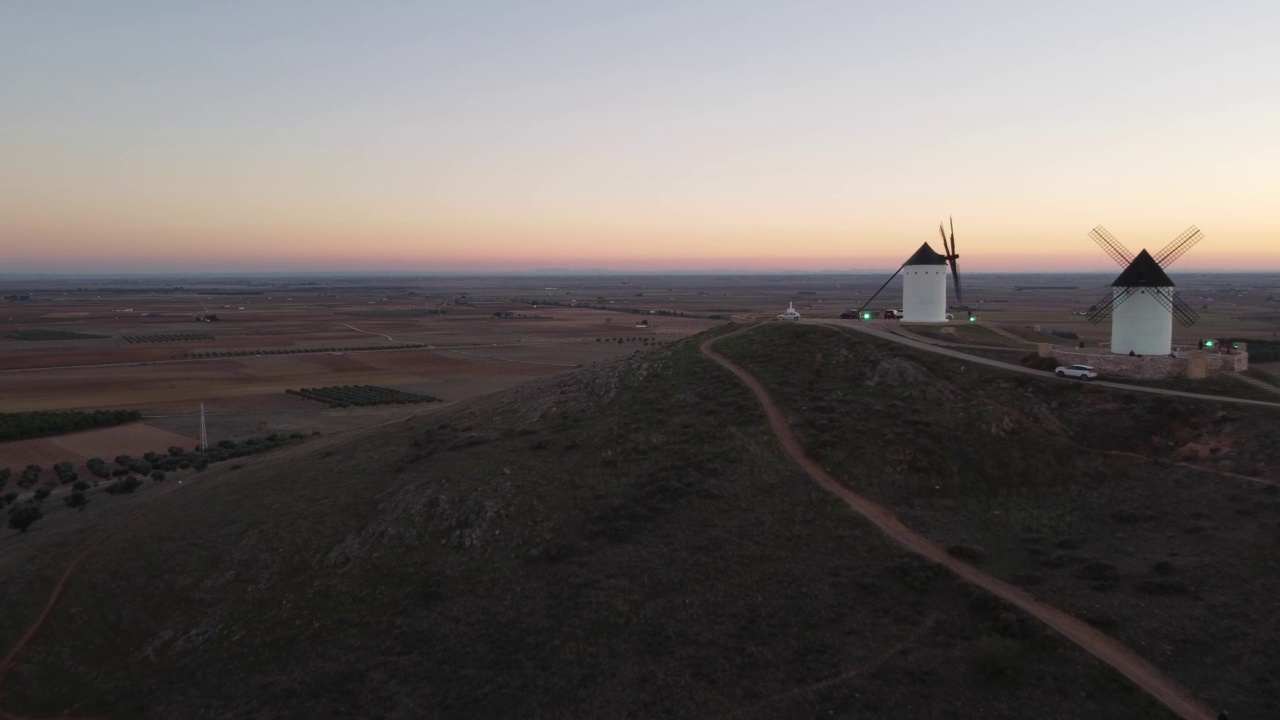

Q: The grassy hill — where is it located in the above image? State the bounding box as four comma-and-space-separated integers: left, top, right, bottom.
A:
1, 331, 1185, 718
717, 322, 1280, 719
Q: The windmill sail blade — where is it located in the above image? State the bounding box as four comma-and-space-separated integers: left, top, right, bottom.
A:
939, 223, 951, 257
1085, 287, 1135, 324
1144, 288, 1199, 327
1154, 226, 1203, 268
1145, 287, 1175, 314
1170, 293, 1200, 327
856, 266, 904, 315
1089, 226, 1134, 267
945, 217, 961, 304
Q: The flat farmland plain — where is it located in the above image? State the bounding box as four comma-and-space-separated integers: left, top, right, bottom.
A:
1, 272, 1275, 448
0, 279, 725, 468
0, 349, 565, 412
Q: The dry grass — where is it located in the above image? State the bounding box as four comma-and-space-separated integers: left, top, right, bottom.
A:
718, 323, 1280, 719
0, 334, 1174, 719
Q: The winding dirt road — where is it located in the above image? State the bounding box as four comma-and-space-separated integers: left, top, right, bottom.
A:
701, 328, 1217, 720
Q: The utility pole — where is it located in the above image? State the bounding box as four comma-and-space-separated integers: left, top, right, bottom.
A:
199, 402, 208, 452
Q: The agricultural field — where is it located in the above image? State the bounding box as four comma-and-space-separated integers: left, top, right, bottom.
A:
189, 343, 425, 358
122, 333, 214, 343
0, 272, 1275, 452
339, 308, 447, 317
0, 277, 727, 455
3, 329, 109, 341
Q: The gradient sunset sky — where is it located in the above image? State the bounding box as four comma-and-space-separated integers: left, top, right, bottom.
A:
3, 1, 1278, 273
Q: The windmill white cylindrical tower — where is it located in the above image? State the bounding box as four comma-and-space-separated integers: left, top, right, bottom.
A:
901, 243, 949, 323
1109, 249, 1175, 355
1111, 287, 1173, 355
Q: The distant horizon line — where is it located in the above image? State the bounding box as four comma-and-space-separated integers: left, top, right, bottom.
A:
2, 267, 1278, 281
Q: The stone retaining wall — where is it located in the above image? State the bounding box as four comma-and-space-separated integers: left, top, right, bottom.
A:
1051, 350, 1183, 379
1207, 352, 1249, 373
1049, 348, 1249, 380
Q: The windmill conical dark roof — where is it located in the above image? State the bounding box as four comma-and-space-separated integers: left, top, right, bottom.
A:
1111, 249, 1174, 287
903, 242, 946, 266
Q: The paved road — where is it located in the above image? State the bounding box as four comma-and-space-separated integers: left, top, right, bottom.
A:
810, 318, 1280, 409
703, 327, 1217, 720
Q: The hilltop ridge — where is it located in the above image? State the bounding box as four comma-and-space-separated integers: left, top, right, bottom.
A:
5, 327, 1260, 718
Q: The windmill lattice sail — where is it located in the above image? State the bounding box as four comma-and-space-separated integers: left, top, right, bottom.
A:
1154, 226, 1203, 268
1088, 226, 1134, 268
1085, 287, 1135, 324
1167, 293, 1201, 327
940, 217, 962, 304
1131, 288, 1199, 329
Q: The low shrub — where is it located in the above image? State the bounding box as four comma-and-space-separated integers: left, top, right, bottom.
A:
974, 634, 1026, 683
289, 385, 440, 408
1019, 353, 1059, 372
105, 477, 142, 495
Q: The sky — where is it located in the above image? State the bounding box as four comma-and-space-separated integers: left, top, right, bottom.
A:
2, 1, 1278, 274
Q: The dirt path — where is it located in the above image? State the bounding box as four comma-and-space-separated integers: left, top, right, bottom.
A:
0, 416, 414, 718
0, 490, 185, 720
701, 328, 1217, 720
336, 322, 400, 343
0, 496, 165, 720
0, 490, 180, 685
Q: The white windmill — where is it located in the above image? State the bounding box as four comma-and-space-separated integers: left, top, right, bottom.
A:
858, 218, 963, 323
1084, 225, 1202, 355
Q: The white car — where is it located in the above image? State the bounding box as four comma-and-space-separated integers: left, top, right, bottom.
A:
1055, 364, 1097, 380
